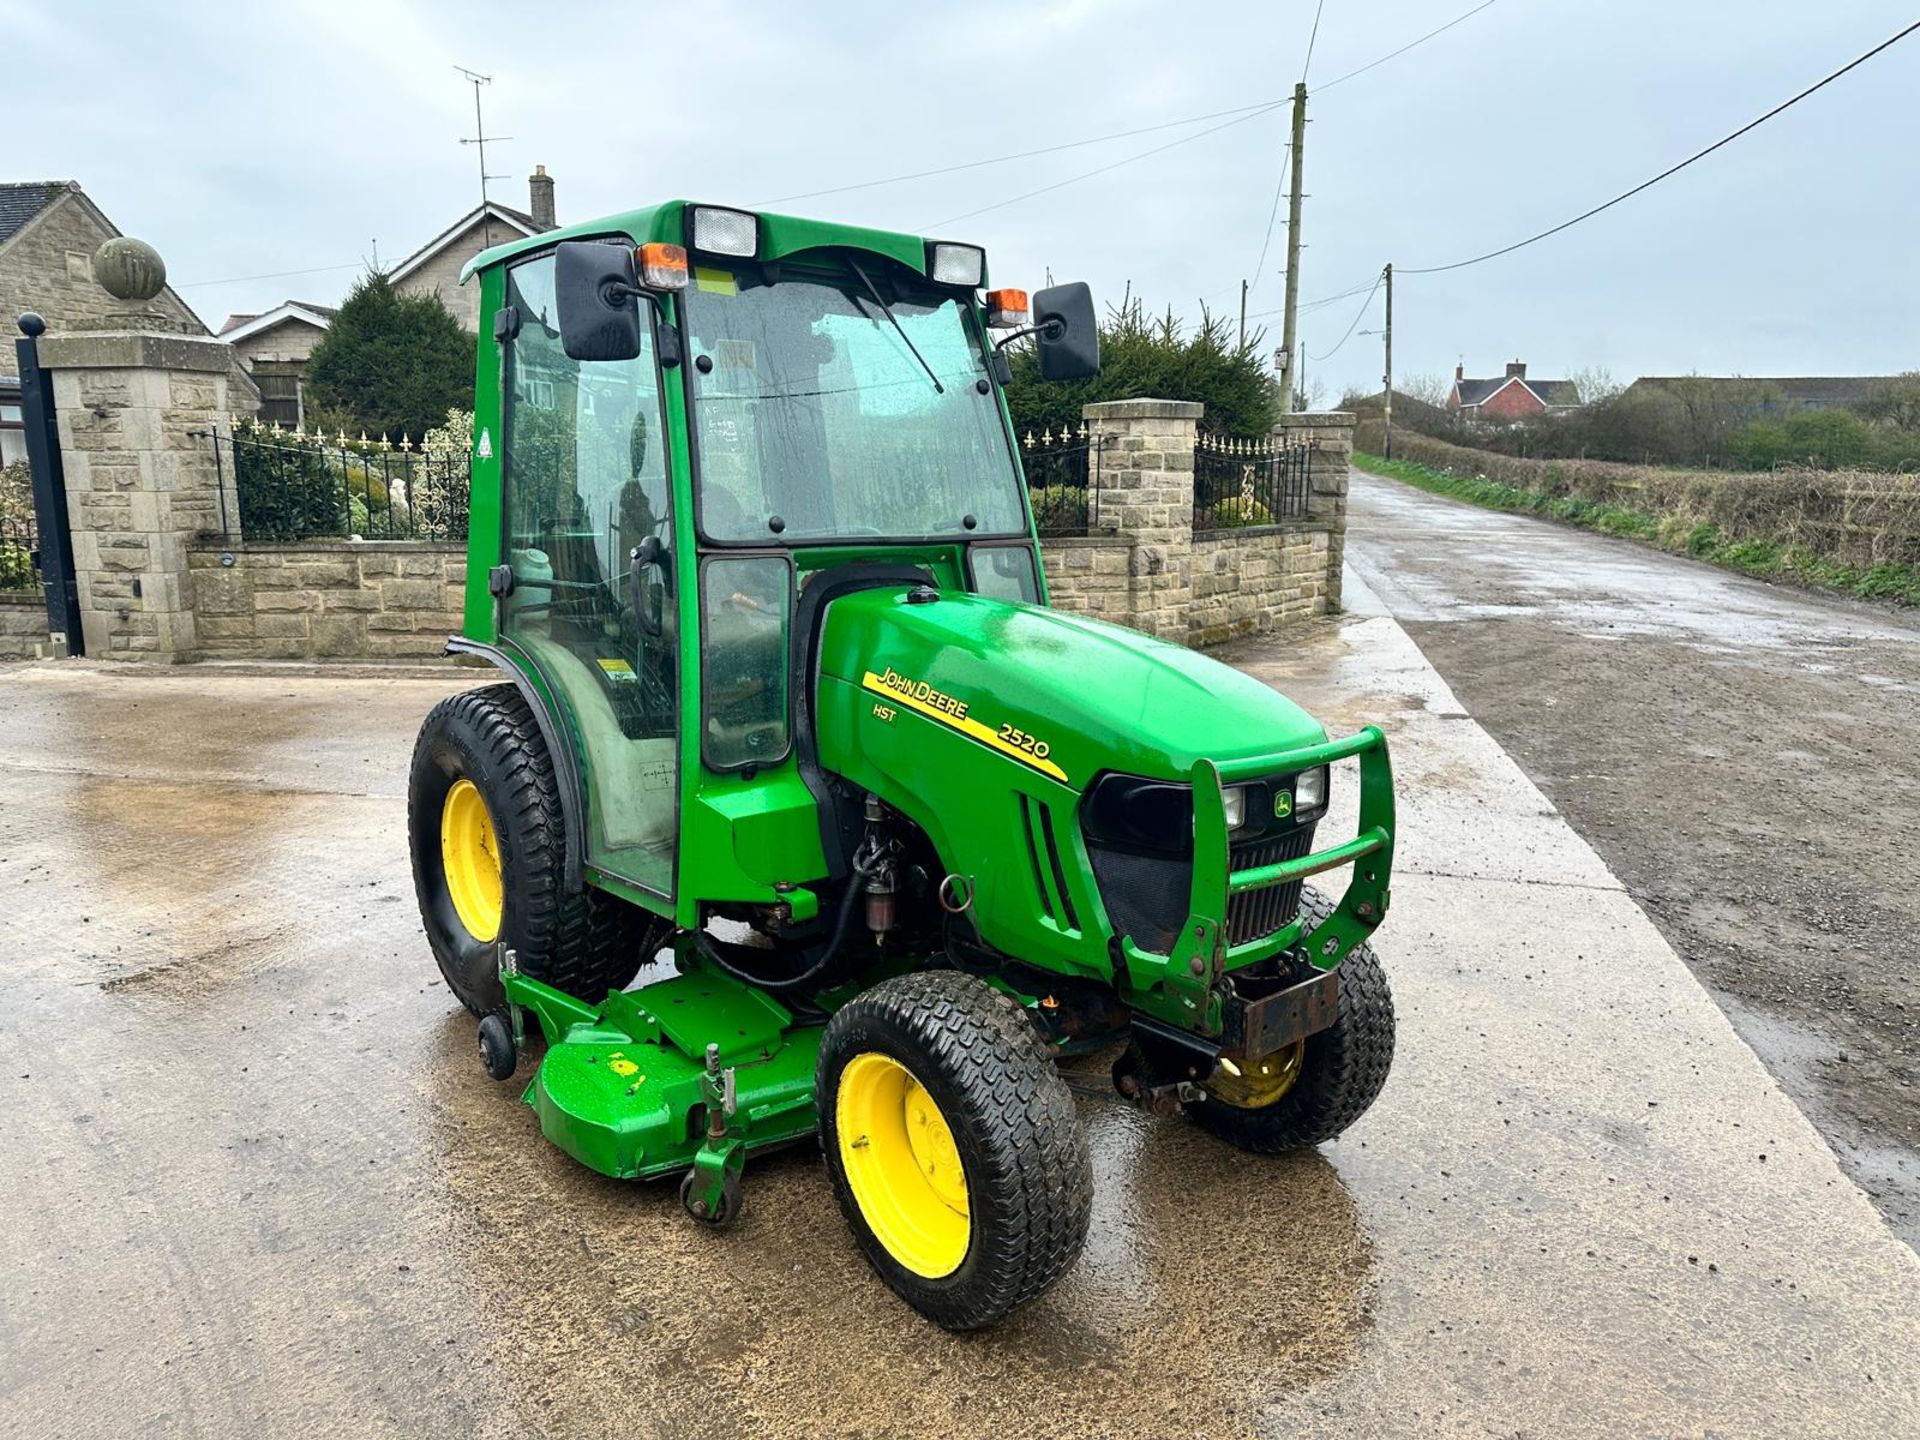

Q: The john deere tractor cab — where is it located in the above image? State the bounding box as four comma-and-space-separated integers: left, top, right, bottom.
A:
409, 200, 1397, 1330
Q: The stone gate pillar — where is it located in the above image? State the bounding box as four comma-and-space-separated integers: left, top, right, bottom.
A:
35, 239, 256, 661
1081, 398, 1199, 643
1276, 410, 1354, 612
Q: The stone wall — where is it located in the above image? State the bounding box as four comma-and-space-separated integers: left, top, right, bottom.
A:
1189, 524, 1333, 645
0, 188, 206, 336
0, 591, 50, 660
1040, 535, 1133, 622
188, 542, 465, 660
1043, 400, 1351, 645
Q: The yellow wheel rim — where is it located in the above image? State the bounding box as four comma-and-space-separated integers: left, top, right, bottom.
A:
440, 777, 503, 942
1208, 1041, 1305, 1109
836, 1052, 970, 1278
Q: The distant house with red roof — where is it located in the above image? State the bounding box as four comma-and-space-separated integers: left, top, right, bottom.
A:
1448, 360, 1582, 422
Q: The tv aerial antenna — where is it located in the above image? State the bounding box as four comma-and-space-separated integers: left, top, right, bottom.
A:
455, 66, 513, 248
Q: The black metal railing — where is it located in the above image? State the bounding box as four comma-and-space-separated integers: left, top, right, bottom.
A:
1021, 425, 1102, 537
1193, 432, 1314, 531
217, 424, 470, 542
0, 511, 40, 591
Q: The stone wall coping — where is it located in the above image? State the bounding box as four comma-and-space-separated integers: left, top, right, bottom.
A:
190, 540, 465, 556
1277, 411, 1356, 427
0, 591, 46, 607
36, 330, 244, 375
1041, 534, 1130, 549
1083, 398, 1205, 420
1192, 519, 1336, 541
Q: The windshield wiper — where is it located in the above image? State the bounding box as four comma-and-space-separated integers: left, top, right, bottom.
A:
845, 257, 944, 395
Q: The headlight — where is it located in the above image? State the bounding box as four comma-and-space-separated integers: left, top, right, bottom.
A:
1221, 785, 1249, 832
690, 206, 758, 257
929, 241, 985, 288
1293, 765, 1328, 812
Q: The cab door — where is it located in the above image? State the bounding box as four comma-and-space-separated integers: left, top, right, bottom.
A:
498, 250, 679, 901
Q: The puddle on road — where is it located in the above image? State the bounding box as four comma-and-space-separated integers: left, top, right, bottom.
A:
420, 1017, 1375, 1438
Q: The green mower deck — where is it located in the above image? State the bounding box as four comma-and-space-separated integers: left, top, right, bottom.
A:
504, 961, 821, 1196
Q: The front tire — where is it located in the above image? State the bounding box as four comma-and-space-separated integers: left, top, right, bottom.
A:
408, 682, 658, 1014
1186, 886, 1396, 1153
818, 970, 1092, 1330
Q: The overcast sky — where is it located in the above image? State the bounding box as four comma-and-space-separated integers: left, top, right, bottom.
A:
11, 0, 1919, 400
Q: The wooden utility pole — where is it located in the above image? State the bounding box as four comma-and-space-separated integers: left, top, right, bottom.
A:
1238, 278, 1248, 349
1382, 263, 1394, 459
1277, 82, 1308, 408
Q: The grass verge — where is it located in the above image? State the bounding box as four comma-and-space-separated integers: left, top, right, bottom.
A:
1353, 451, 1920, 607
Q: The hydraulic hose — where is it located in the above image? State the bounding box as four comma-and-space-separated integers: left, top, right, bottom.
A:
696, 841, 881, 995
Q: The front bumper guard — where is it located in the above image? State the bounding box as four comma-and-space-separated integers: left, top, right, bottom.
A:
1127, 725, 1395, 1042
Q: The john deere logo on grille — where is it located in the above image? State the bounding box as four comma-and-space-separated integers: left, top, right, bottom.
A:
1273, 791, 1293, 819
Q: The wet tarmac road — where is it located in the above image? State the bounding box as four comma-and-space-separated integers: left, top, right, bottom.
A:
1344, 470, 1920, 1246
4, 639, 1920, 1438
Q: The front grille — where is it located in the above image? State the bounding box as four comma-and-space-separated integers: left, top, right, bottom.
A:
1086, 845, 1189, 955
1086, 820, 1318, 955
1226, 823, 1316, 947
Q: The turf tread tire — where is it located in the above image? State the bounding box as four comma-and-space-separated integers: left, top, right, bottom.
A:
409, 682, 657, 1014
1186, 885, 1396, 1153
817, 970, 1092, 1330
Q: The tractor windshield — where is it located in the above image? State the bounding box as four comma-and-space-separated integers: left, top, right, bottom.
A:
683, 260, 1026, 544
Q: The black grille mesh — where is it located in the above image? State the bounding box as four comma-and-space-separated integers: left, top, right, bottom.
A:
1086, 821, 1318, 955
1225, 824, 1316, 947
1085, 846, 1189, 955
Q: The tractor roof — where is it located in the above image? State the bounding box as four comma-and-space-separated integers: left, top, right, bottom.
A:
459, 199, 981, 286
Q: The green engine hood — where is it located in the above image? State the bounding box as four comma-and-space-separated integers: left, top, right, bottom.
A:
815, 588, 1326, 793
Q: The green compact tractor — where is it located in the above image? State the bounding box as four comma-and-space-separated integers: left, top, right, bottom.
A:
408, 201, 1397, 1329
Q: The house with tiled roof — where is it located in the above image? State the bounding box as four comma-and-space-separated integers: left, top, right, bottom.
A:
218, 301, 340, 427
216, 166, 560, 426
1, 180, 209, 466
387, 165, 558, 331
1448, 360, 1582, 422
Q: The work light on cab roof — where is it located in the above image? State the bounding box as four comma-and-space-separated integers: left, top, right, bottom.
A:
415, 195, 1399, 1333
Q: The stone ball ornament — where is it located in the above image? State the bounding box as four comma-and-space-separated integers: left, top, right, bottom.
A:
94, 237, 167, 302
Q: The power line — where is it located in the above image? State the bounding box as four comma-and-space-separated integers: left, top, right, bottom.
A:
1246, 146, 1292, 297
920, 0, 1500, 232
1316, 0, 1499, 93
1301, 0, 1326, 83
1249, 0, 1323, 299
1403, 17, 1920, 276
177, 261, 364, 290
1245, 274, 1379, 323
760, 100, 1295, 206
921, 102, 1288, 230
1308, 267, 1384, 362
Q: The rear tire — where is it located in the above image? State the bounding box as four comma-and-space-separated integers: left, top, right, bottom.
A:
818, 970, 1092, 1330
408, 682, 660, 1014
1185, 886, 1396, 1153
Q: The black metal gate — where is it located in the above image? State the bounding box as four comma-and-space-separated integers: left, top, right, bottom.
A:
13, 313, 83, 656
1020, 425, 1102, 537
1192, 432, 1314, 532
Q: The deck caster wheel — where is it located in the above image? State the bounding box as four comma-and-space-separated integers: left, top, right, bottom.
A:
477, 1012, 518, 1081
680, 1169, 742, 1228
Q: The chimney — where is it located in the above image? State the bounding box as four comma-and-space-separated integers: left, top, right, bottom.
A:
1455, 362, 1464, 382
1506, 359, 1527, 379
529, 165, 556, 231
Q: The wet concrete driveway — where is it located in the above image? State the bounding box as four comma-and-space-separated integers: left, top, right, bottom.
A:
4, 637, 1919, 1439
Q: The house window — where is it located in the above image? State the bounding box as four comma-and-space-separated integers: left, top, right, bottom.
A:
0, 394, 25, 469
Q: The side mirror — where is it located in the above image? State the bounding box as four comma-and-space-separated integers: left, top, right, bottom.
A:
555, 240, 643, 362
1033, 282, 1099, 381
